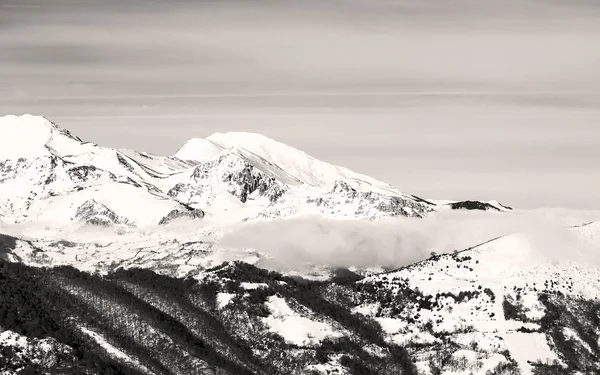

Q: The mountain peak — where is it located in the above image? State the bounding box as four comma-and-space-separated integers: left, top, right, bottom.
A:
174, 137, 225, 162
0, 114, 84, 159
174, 132, 289, 162
206, 131, 290, 150
176, 132, 401, 193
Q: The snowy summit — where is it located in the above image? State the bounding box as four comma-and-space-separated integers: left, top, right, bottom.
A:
0, 115, 507, 228
1, 115, 596, 375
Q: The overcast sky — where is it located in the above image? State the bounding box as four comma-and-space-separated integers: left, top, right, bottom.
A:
1, 0, 599, 209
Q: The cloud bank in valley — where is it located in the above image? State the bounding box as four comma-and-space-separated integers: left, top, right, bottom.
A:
217, 209, 600, 272
1, 207, 598, 273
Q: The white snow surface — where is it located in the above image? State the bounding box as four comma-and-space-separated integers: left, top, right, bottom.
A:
0, 115, 89, 159
175, 132, 409, 195
357, 227, 600, 374
1, 115, 599, 282
216, 292, 236, 308
79, 326, 151, 373
174, 137, 225, 162
0, 330, 30, 350
504, 332, 560, 375
0, 115, 439, 226
262, 295, 342, 346
240, 282, 268, 290
571, 220, 600, 247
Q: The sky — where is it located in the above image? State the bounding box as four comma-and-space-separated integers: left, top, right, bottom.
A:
1, 0, 599, 209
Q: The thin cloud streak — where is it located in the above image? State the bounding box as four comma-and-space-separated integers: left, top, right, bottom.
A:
12, 91, 600, 101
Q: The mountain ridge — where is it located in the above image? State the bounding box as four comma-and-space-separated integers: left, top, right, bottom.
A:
0, 114, 511, 228
5, 114, 595, 375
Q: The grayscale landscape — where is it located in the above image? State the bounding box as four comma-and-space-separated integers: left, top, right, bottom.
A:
1, 1, 599, 374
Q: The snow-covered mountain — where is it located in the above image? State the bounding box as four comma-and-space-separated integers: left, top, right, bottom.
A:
171, 131, 443, 220
0, 115, 200, 228
0, 115, 507, 228
0, 114, 516, 276
1, 114, 598, 375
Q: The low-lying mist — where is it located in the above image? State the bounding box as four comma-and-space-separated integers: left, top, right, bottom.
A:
217, 209, 600, 272
1, 208, 598, 274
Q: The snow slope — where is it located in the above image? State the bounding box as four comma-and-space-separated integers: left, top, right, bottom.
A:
262, 295, 342, 346
0, 114, 555, 279
1, 115, 512, 226
0, 115, 204, 227
571, 220, 600, 247
177, 132, 398, 191
1, 115, 599, 374
78, 326, 151, 374
357, 226, 600, 374
169, 132, 442, 219
0, 115, 89, 159
174, 137, 225, 162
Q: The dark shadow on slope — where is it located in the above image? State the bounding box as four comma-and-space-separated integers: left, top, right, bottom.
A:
107, 267, 281, 375
0, 260, 145, 375
212, 261, 419, 375
50, 265, 257, 375
537, 293, 600, 373
0, 233, 17, 260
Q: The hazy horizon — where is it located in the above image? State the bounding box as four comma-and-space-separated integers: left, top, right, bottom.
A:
1, 0, 599, 209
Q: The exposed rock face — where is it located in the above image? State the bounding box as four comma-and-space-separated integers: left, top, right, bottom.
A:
308, 180, 434, 219
74, 199, 132, 227
222, 165, 285, 203
67, 164, 108, 183
66, 164, 143, 189
0, 157, 66, 185
0, 157, 73, 216
1, 115, 514, 229
4, 116, 596, 375
44, 116, 84, 143
158, 206, 205, 225
251, 180, 435, 220
0, 157, 141, 220
450, 200, 502, 211
168, 152, 289, 209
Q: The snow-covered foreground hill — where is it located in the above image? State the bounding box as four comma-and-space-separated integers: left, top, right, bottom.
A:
1, 114, 600, 375
357, 223, 600, 374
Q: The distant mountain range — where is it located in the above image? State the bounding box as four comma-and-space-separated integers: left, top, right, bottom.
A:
0, 114, 509, 228
0, 114, 598, 375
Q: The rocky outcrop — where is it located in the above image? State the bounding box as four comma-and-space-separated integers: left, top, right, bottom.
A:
67, 165, 108, 183
449, 200, 501, 211
158, 206, 205, 225
309, 180, 434, 219
168, 152, 288, 209
74, 199, 132, 227
0, 156, 69, 185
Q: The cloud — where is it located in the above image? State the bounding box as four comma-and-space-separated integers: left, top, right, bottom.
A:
217, 209, 600, 272
2, 207, 598, 274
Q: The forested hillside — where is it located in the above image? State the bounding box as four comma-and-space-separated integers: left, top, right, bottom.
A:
0, 259, 417, 375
